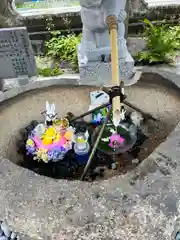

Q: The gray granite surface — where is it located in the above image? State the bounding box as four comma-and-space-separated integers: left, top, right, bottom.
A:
0, 27, 37, 80
77, 0, 135, 84
0, 65, 180, 239
1, 65, 180, 102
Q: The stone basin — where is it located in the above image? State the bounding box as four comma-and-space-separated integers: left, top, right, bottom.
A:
0, 71, 180, 239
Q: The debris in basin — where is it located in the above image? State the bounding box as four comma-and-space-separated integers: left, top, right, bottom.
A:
111, 162, 117, 170
25, 101, 75, 163
132, 158, 140, 164
89, 90, 110, 124
17, 96, 148, 181
92, 117, 138, 155
130, 111, 144, 127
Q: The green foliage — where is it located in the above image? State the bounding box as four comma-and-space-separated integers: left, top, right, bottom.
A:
16, 1, 79, 9
38, 66, 63, 77
45, 32, 81, 72
16, 2, 47, 9
16, 3, 23, 8
36, 56, 63, 77
136, 19, 180, 64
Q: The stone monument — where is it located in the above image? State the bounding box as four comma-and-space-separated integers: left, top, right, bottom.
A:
0, 27, 37, 90
77, 0, 139, 85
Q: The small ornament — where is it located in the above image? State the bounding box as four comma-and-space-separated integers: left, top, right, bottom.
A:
130, 111, 143, 127
74, 132, 90, 165
75, 132, 88, 150
42, 101, 57, 126
54, 118, 69, 129
33, 123, 46, 138
75, 131, 89, 150
89, 90, 109, 124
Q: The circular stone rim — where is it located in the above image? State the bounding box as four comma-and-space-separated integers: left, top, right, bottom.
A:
0, 65, 180, 239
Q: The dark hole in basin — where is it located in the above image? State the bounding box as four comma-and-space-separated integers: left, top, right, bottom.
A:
15, 113, 148, 181
0, 73, 180, 181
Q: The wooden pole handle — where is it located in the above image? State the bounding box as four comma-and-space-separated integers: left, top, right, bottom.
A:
106, 15, 121, 126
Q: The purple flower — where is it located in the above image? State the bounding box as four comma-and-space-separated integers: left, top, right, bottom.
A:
48, 146, 67, 161
54, 146, 67, 152
26, 145, 36, 155
29, 130, 36, 138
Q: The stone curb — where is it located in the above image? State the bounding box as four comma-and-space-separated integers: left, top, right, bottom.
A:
0, 65, 180, 239
1, 74, 80, 103
21, 6, 81, 18
1, 65, 180, 104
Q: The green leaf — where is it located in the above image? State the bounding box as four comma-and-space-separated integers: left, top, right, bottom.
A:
137, 20, 180, 65
45, 32, 81, 72
143, 18, 154, 29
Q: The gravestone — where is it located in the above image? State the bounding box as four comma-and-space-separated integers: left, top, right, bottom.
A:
0, 27, 37, 90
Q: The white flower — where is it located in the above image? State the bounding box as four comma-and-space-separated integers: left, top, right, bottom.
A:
101, 137, 109, 142
110, 128, 116, 134
34, 124, 46, 138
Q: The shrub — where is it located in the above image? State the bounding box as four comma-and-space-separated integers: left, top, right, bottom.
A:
37, 66, 63, 77
36, 56, 63, 77
136, 19, 180, 64
16, 1, 79, 9
45, 31, 82, 72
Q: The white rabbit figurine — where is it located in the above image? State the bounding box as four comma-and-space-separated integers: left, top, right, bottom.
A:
44, 101, 57, 126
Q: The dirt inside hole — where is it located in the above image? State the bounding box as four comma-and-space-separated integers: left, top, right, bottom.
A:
0, 75, 180, 180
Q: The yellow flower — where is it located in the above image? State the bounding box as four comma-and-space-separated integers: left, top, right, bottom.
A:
35, 148, 49, 163
44, 127, 57, 137
42, 127, 57, 145
39, 148, 47, 153
42, 137, 53, 145
41, 153, 49, 163
26, 139, 34, 147
53, 133, 61, 143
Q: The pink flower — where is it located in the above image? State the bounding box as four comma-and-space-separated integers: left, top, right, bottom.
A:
33, 135, 66, 151
109, 134, 125, 148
